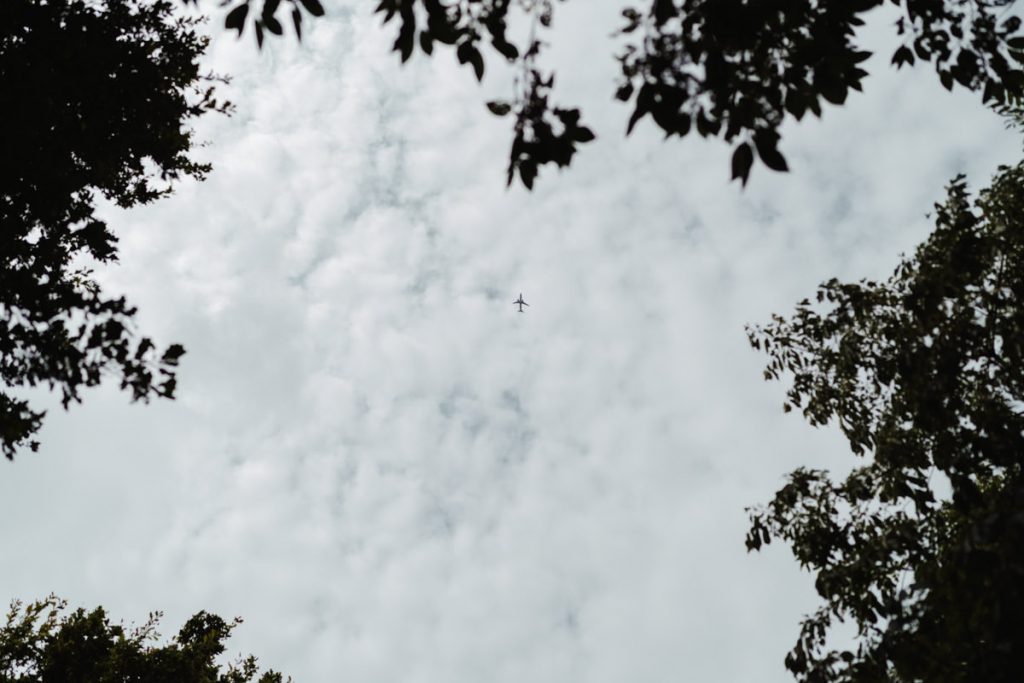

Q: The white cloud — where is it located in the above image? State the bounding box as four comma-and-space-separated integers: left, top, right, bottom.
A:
0, 3, 1017, 682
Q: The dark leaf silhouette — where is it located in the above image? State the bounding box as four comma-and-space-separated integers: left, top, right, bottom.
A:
487, 100, 513, 116
1, 0, 230, 459
731, 142, 754, 185
0, 596, 290, 682
225, 3, 248, 34
457, 41, 485, 81
892, 45, 915, 68
263, 14, 283, 35
747, 151, 1024, 682
218, 0, 325, 43
214, 0, 1024, 187
753, 132, 789, 173
298, 0, 324, 17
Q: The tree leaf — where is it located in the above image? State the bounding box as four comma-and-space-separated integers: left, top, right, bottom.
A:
821, 81, 848, 105
134, 338, 154, 360
652, 0, 677, 25
465, 45, 485, 81
888, 44, 913, 68
573, 126, 596, 143
626, 84, 653, 134
161, 344, 186, 366
0, 0, 220, 457
298, 0, 325, 17
225, 3, 249, 34
486, 100, 512, 116
264, 15, 283, 35
732, 142, 754, 186
455, 41, 484, 79
519, 159, 538, 189
492, 36, 518, 61
753, 132, 789, 172
262, 0, 281, 20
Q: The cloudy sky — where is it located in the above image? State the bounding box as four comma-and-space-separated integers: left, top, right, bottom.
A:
1, 2, 1019, 681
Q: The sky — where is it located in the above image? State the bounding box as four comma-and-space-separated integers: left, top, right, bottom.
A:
0, 2, 1020, 682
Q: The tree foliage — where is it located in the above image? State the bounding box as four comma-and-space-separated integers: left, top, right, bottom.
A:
0, 595, 288, 682
745, 160, 1024, 681
217, 0, 1024, 186
1, 0, 229, 459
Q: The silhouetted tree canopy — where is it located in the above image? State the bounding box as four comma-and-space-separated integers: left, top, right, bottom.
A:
216, 0, 1024, 186
0, 595, 288, 682
0, 0, 229, 459
745, 158, 1024, 681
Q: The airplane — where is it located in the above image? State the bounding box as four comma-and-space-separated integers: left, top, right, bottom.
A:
513, 293, 529, 313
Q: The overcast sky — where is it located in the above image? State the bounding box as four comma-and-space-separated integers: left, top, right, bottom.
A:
0, 3, 1019, 682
